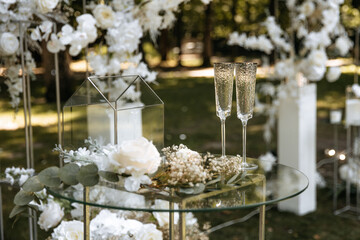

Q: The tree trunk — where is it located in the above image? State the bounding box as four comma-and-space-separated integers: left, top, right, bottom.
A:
174, 8, 183, 67
159, 29, 169, 63
42, 41, 73, 102
202, 2, 213, 67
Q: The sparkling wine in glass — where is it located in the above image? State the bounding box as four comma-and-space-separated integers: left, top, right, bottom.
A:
235, 62, 257, 170
214, 62, 234, 157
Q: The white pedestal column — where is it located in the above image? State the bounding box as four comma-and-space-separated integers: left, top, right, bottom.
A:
278, 84, 317, 216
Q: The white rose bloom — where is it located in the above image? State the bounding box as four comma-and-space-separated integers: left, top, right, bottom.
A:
322, 8, 339, 33
326, 67, 341, 82
76, 14, 97, 27
51, 220, 83, 240
93, 4, 115, 29
335, 36, 353, 56
111, 137, 161, 175
59, 24, 74, 45
303, 65, 326, 81
38, 199, 64, 231
36, 0, 59, 13
30, 27, 41, 41
46, 33, 65, 53
39, 20, 53, 40
304, 30, 331, 50
308, 49, 328, 66
0, 32, 19, 56
152, 199, 179, 227
136, 223, 163, 240
299, 1, 315, 17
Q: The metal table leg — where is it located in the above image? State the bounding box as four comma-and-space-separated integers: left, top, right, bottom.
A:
83, 187, 90, 240
259, 205, 265, 240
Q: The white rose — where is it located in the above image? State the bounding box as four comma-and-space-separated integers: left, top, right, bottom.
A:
136, 223, 163, 240
30, 27, 41, 41
0, 32, 19, 56
59, 24, 74, 45
335, 36, 353, 56
152, 199, 179, 227
93, 4, 115, 29
51, 220, 83, 240
46, 33, 65, 54
76, 14, 97, 27
303, 64, 326, 81
299, 1, 315, 17
326, 67, 341, 82
307, 49, 328, 66
36, 0, 59, 14
111, 137, 161, 175
38, 200, 64, 231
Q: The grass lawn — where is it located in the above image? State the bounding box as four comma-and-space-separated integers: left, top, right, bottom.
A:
0, 72, 359, 239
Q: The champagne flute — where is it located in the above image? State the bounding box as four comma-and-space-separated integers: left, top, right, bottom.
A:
235, 62, 257, 170
214, 62, 234, 158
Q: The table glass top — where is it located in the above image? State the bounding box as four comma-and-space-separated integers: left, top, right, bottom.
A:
48, 159, 308, 212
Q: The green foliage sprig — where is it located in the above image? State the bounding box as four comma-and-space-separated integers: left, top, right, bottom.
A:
10, 163, 119, 220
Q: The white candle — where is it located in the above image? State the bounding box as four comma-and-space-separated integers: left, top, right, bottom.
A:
346, 99, 360, 126
330, 110, 342, 124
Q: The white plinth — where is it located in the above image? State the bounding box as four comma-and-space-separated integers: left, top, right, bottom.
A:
277, 84, 317, 216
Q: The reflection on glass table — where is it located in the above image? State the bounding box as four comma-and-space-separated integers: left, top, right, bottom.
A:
48, 158, 308, 240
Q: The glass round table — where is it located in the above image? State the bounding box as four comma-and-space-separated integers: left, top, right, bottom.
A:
48, 159, 308, 240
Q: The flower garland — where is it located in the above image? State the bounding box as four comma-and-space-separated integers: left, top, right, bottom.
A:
228, 0, 353, 146
1, 0, 212, 109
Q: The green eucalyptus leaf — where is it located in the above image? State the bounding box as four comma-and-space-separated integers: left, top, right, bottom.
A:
227, 172, 241, 185
99, 171, 119, 182
9, 205, 27, 218
14, 190, 34, 206
192, 183, 206, 194
59, 163, 80, 185
38, 167, 61, 187
22, 176, 44, 192
206, 176, 221, 186
179, 187, 194, 194
76, 164, 99, 187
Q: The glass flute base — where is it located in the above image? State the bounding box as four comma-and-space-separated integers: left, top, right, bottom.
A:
240, 162, 258, 171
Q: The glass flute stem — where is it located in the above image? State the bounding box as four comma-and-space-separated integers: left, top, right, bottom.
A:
242, 120, 247, 166
221, 119, 226, 157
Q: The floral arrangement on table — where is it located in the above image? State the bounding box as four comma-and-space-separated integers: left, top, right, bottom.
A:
7, 137, 255, 239
0, 0, 211, 110
228, 0, 353, 147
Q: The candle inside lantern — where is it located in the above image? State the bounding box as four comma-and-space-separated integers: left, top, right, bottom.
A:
330, 109, 342, 124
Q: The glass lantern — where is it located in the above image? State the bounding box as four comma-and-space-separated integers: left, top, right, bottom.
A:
62, 75, 164, 151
